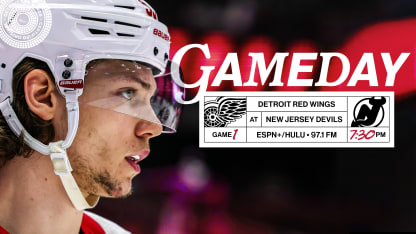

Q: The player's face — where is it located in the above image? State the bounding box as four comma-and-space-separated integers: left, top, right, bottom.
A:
61, 60, 163, 198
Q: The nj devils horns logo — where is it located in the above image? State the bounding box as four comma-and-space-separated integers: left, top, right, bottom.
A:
351, 96, 386, 127
204, 97, 246, 127
59, 79, 83, 89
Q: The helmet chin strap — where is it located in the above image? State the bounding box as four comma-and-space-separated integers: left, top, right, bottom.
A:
0, 91, 99, 210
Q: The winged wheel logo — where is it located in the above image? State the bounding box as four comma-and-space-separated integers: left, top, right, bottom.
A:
204, 97, 246, 127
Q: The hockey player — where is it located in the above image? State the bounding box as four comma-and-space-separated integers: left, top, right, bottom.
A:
0, 0, 182, 233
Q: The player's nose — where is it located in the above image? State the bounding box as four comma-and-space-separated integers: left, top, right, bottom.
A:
135, 119, 163, 139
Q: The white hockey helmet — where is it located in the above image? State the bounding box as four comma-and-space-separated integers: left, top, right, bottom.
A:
0, 0, 183, 210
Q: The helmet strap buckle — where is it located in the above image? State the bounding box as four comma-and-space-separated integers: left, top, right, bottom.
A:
50, 141, 72, 176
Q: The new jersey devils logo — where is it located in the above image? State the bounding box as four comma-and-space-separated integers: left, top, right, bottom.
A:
204, 97, 246, 127
351, 96, 386, 127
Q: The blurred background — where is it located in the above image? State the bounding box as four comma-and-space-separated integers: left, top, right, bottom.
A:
93, 0, 416, 233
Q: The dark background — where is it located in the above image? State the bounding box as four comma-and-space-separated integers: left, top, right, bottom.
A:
93, 1, 416, 233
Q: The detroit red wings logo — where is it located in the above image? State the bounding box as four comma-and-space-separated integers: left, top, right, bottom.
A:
204, 97, 246, 127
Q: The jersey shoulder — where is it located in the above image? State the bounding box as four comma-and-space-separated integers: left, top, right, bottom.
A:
84, 211, 131, 234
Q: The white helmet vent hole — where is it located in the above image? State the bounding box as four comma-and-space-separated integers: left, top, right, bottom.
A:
114, 5, 135, 10
80, 16, 107, 23
88, 29, 110, 35
114, 21, 142, 29
117, 33, 134, 37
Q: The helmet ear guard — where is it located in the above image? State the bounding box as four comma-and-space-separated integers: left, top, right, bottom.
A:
0, 0, 176, 210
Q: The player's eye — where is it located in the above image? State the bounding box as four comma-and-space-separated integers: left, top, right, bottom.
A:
119, 89, 137, 100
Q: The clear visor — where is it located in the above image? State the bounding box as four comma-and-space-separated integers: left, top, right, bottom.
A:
80, 59, 184, 133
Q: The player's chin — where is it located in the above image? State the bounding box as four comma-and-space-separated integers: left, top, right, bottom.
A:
107, 180, 134, 198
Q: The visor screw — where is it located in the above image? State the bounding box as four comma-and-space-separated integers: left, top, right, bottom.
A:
164, 53, 168, 61
64, 58, 73, 67
1, 63, 5, 69
62, 70, 71, 79
154, 47, 159, 56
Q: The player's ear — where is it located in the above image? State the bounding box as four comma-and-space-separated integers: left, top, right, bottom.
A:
24, 69, 58, 121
